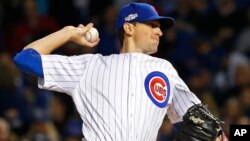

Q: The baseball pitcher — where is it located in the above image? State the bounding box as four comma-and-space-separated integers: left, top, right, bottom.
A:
13, 2, 228, 141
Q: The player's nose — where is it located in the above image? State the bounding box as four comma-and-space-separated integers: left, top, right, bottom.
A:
156, 28, 163, 37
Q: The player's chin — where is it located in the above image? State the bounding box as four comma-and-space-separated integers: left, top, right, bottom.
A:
151, 45, 158, 54
147, 47, 158, 54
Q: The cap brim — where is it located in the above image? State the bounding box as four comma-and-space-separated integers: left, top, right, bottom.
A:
143, 16, 175, 30
158, 17, 175, 30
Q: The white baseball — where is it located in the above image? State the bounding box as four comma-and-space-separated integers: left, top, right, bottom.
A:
84, 27, 99, 43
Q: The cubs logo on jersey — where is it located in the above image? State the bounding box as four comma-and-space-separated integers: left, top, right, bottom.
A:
144, 71, 170, 108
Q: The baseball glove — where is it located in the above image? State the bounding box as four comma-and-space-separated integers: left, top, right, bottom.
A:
175, 103, 224, 141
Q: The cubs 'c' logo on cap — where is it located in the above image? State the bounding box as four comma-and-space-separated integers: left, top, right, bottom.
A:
144, 71, 170, 108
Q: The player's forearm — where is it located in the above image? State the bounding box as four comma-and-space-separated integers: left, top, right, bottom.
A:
23, 26, 73, 55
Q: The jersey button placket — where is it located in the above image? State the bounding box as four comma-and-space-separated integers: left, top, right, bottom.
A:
129, 54, 136, 140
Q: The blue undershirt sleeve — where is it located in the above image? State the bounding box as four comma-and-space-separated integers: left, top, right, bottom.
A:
13, 48, 44, 78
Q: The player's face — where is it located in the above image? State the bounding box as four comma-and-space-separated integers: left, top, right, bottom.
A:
133, 21, 163, 54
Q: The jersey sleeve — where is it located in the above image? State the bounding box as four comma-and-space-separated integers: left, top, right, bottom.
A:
13, 48, 43, 78
166, 68, 201, 124
38, 54, 93, 95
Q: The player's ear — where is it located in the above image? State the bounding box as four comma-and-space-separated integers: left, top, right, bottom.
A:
123, 22, 134, 35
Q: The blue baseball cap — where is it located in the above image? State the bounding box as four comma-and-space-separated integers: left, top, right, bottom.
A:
115, 3, 175, 30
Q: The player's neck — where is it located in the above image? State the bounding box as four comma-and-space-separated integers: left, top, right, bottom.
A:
120, 42, 143, 54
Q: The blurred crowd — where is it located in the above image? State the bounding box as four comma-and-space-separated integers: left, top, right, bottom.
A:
0, 0, 250, 141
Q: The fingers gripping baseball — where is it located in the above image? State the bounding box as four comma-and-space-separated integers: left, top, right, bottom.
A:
71, 23, 100, 47
81, 23, 99, 45
84, 27, 99, 43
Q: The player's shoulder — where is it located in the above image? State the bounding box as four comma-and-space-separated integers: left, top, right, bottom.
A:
76, 53, 173, 67
146, 54, 174, 66
72, 53, 104, 60
73, 53, 128, 61
143, 54, 178, 73
109, 52, 173, 65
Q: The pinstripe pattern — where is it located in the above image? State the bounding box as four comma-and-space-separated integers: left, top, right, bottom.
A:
38, 53, 201, 141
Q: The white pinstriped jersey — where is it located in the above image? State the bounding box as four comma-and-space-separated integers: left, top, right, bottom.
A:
38, 52, 201, 141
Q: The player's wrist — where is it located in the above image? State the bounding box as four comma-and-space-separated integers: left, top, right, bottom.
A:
63, 26, 79, 42
61, 26, 77, 42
